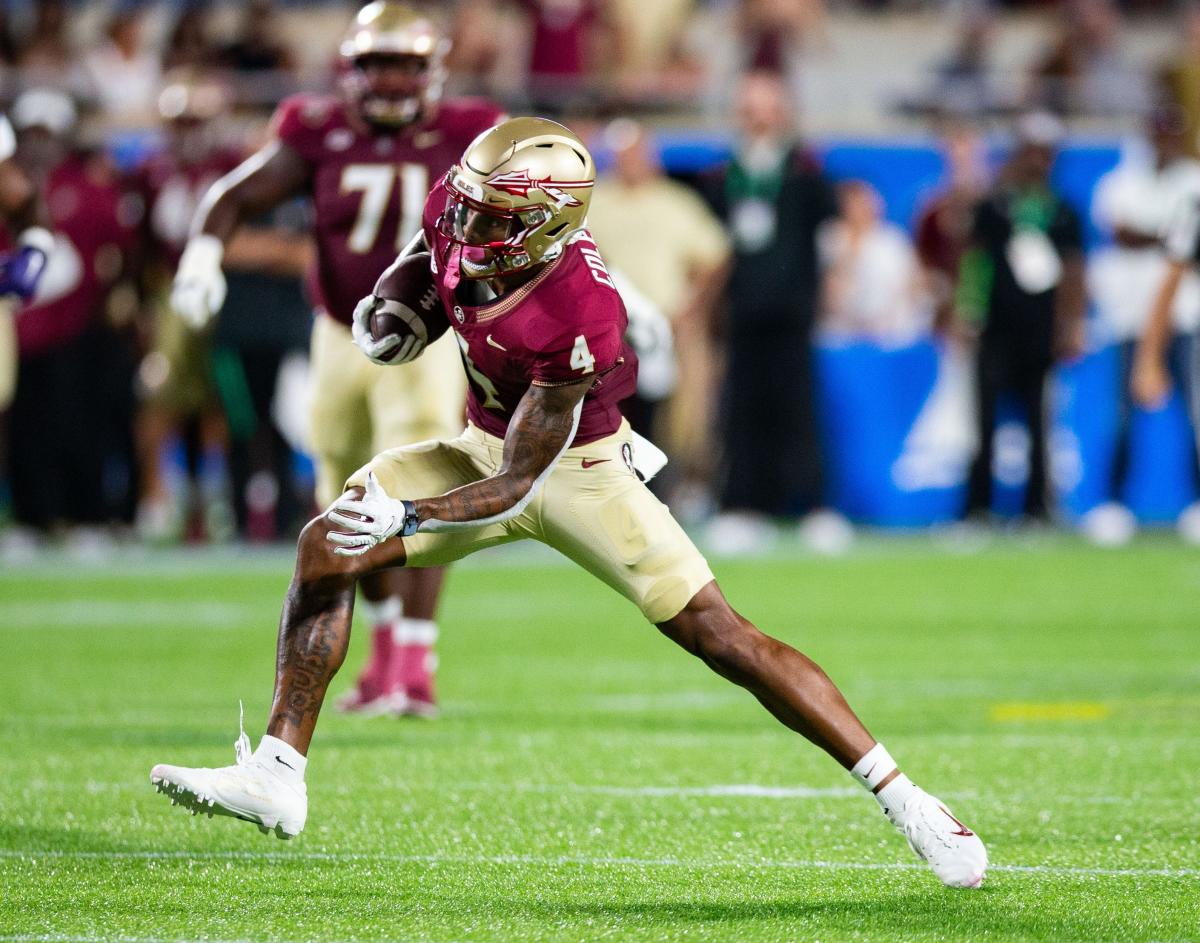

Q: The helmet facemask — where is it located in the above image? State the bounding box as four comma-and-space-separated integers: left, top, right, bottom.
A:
438, 183, 563, 280
342, 52, 444, 129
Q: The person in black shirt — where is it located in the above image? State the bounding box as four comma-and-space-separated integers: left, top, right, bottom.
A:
702, 72, 840, 540
956, 112, 1086, 522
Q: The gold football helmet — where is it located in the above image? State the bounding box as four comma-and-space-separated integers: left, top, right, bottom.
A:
339, 2, 449, 128
439, 117, 595, 279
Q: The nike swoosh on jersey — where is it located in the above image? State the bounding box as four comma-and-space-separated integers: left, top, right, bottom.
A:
486, 334, 507, 351
581, 459, 611, 468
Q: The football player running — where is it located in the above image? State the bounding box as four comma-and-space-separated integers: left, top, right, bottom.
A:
152, 118, 989, 889
170, 2, 505, 716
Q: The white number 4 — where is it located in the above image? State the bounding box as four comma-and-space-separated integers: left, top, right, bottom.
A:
570, 334, 596, 374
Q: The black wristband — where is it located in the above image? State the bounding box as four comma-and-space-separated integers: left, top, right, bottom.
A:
400, 500, 420, 537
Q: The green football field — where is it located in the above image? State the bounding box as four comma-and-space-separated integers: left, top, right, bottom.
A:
2, 537, 1198, 942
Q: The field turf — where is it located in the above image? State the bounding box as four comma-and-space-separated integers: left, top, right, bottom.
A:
1, 537, 1198, 942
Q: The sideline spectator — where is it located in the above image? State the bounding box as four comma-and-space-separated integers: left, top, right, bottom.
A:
83, 8, 162, 126
958, 112, 1086, 524
1025, 0, 1150, 117
588, 118, 730, 501
3, 89, 142, 553
1086, 106, 1200, 543
926, 11, 998, 119
162, 6, 218, 74
915, 124, 991, 334
221, 0, 296, 75
16, 0, 88, 100
819, 179, 929, 344
517, 0, 621, 110
219, 0, 297, 111
700, 71, 847, 552
1159, 3, 1200, 157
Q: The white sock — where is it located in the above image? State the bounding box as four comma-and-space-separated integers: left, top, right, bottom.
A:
361, 596, 402, 629
255, 735, 307, 787
874, 774, 920, 821
394, 617, 438, 646
849, 742, 896, 791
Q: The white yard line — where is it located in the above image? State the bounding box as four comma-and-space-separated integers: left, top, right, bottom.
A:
0, 601, 260, 629
0, 848, 1195, 879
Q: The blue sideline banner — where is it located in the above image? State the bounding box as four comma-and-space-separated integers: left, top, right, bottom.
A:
815, 338, 1198, 526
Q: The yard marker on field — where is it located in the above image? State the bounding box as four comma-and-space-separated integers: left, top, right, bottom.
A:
989, 702, 1111, 722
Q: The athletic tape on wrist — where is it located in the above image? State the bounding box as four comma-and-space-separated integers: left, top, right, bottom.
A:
850, 742, 897, 790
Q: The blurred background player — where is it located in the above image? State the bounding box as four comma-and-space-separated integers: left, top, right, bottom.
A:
133, 74, 243, 543
169, 2, 504, 717
2, 87, 141, 555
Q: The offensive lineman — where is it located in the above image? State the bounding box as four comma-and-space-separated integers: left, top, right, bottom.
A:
151, 118, 989, 889
170, 2, 504, 716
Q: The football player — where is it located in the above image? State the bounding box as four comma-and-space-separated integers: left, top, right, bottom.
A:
134, 75, 243, 542
151, 118, 990, 889
0, 110, 53, 408
170, 2, 505, 716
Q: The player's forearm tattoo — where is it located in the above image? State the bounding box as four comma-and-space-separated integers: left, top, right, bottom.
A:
414, 379, 593, 527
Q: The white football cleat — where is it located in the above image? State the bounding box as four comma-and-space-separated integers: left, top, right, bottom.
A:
886, 789, 988, 888
150, 722, 306, 839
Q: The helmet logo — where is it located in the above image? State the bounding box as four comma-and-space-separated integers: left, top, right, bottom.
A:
485, 169, 592, 208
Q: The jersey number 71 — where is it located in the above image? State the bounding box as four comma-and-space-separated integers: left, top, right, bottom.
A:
340, 163, 429, 253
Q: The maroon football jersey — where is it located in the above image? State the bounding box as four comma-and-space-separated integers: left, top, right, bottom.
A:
136, 146, 243, 270
8, 153, 142, 355
272, 93, 504, 325
422, 178, 638, 445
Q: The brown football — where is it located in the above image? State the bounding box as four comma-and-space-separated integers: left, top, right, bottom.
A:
369, 251, 449, 361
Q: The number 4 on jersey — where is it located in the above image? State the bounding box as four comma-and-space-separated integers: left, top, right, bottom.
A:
570, 334, 596, 374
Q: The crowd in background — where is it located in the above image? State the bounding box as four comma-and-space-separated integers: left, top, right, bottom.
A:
1, 0, 1200, 559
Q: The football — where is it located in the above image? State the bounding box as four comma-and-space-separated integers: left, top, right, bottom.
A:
369, 250, 449, 359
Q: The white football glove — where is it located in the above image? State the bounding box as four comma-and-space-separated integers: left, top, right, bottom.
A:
325, 472, 419, 556
171, 234, 227, 329
350, 294, 427, 365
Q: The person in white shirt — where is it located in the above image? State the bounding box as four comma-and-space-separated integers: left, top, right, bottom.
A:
819, 180, 930, 345
1087, 106, 1200, 542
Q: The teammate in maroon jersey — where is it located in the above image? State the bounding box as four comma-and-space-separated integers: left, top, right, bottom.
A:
152, 117, 989, 890
133, 76, 244, 541
169, 2, 504, 715
3, 89, 141, 536
0, 110, 53, 412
